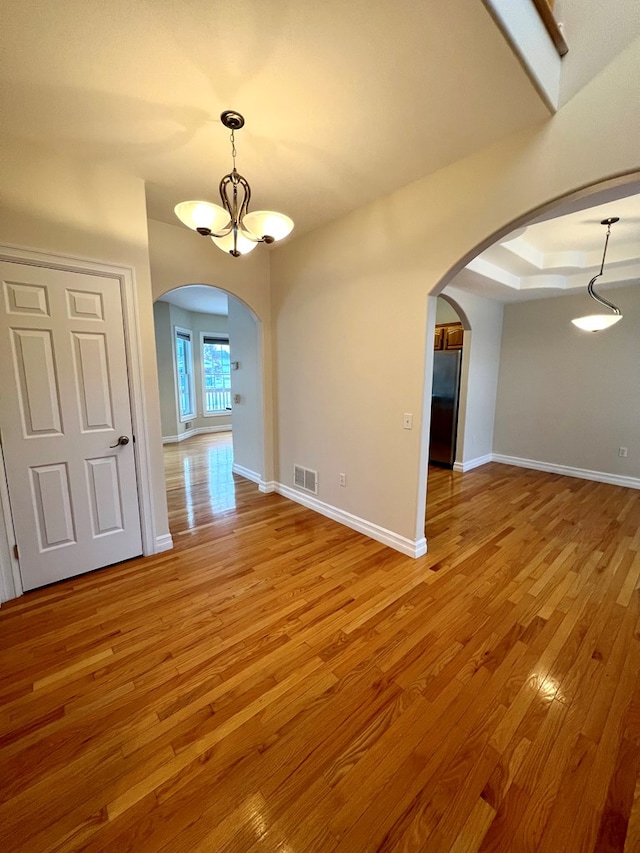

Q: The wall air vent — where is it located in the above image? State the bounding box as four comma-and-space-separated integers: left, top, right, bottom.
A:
293, 464, 318, 495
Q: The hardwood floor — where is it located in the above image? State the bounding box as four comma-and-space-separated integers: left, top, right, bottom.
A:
2, 431, 640, 851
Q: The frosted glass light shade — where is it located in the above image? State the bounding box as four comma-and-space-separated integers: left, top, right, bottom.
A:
175, 200, 229, 233
571, 314, 623, 332
211, 231, 258, 255
243, 210, 294, 241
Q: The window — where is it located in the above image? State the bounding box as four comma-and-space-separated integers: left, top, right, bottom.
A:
201, 334, 231, 415
174, 328, 195, 421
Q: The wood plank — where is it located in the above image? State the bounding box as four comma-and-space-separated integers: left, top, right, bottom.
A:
1, 434, 640, 851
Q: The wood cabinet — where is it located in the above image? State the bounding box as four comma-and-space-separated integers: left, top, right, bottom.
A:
434, 322, 464, 351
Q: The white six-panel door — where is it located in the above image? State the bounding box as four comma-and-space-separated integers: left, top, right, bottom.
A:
0, 261, 143, 591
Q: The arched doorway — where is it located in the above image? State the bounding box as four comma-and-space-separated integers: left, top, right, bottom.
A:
420, 174, 640, 548
152, 283, 265, 535
429, 296, 468, 469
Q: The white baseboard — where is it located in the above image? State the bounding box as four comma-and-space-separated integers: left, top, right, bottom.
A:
163, 425, 232, 444
274, 483, 427, 558
492, 454, 640, 490
155, 534, 174, 553
453, 454, 493, 473
232, 464, 277, 495
232, 462, 260, 484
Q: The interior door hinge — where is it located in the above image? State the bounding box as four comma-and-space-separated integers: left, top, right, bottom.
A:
13, 543, 19, 561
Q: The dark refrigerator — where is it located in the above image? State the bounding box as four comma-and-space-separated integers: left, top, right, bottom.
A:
429, 349, 462, 468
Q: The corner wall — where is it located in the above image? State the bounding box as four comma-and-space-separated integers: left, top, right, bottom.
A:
493, 284, 640, 483
270, 42, 640, 550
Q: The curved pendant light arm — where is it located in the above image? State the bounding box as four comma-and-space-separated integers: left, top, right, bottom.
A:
587, 272, 622, 315
212, 171, 264, 245
586, 219, 622, 315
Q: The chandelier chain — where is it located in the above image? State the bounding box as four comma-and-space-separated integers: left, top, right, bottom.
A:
599, 221, 612, 276
230, 129, 237, 171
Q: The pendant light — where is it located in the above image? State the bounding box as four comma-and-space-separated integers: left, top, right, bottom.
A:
572, 217, 623, 332
175, 111, 294, 257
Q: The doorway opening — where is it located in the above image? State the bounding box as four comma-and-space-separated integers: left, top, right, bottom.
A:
153, 283, 265, 540
429, 297, 466, 469
421, 175, 640, 549
0, 246, 160, 600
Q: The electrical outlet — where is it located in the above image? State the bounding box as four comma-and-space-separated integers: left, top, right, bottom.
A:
339, 473, 346, 487
618, 446, 628, 458
403, 413, 413, 430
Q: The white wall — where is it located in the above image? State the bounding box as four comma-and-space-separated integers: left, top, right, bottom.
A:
270, 42, 640, 550
557, 3, 640, 105
436, 298, 462, 325
228, 296, 264, 481
154, 301, 179, 438
494, 284, 640, 481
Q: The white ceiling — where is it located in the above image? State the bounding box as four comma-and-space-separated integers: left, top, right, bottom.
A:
0, 0, 548, 238
158, 285, 228, 315
1, 1, 637, 307
450, 183, 640, 302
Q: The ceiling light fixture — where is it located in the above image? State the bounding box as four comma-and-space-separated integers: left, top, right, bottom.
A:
175, 111, 293, 257
572, 217, 623, 332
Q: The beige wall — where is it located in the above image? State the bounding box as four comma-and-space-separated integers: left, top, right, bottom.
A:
494, 284, 640, 478
270, 43, 640, 545
0, 143, 170, 558
148, 219, 270, 319
228, 296, 264, 479
1, 36, 638, 582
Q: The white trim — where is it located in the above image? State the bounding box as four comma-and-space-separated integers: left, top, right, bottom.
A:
155, 534, 174, 553
200, 330, 231, 417
492, 454, 640, 490
0, 243, 166, 600
232, 462, 261, 485
481, 0, 560, 112
275, 483, 427, 558
173, 325, 196, 423
0, 444, 22, 601
232, 463, 275, 495
163, 424, 232, 444
453, 454, 493, 473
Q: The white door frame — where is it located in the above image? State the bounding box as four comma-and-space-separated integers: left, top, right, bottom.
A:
0, 243, 166, 601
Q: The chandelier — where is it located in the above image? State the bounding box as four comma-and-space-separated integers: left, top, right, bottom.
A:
572, 217, 623, 332
175, 111, 293, 257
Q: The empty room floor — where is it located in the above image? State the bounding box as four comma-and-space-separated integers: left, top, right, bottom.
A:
1, 432, 640, 851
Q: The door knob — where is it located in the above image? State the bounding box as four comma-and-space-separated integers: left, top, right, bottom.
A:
110, 435, 130, 448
